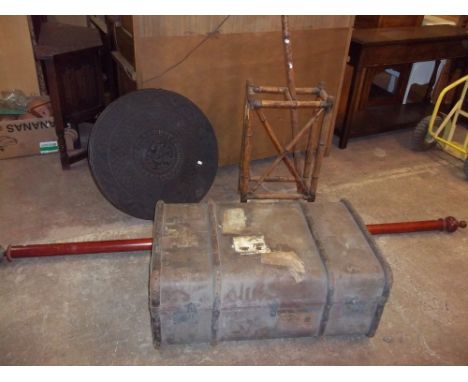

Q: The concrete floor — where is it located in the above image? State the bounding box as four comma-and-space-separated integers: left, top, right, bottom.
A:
0, 130, 467, 365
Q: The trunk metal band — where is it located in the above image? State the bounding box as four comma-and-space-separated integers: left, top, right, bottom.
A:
208, 202, 222, 345
299, 202, 333, 336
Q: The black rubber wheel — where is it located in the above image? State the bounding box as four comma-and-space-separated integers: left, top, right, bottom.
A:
88, 89, 218, 220
410, 115, 442, 151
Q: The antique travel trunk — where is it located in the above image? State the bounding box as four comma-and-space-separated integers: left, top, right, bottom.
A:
149, 200, 392, 346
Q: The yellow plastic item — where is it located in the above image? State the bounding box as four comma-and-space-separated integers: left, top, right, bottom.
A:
428, 74, 468, 161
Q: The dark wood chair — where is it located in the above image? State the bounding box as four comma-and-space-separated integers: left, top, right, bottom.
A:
34, 22, 105, 169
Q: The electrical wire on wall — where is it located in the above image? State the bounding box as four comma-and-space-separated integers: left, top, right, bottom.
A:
142, 16, 231, 84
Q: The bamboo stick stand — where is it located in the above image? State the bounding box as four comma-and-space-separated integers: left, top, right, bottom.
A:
239, 16, 334, 202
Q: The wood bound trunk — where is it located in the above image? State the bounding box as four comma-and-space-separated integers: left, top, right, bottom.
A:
149, 199, 392, 346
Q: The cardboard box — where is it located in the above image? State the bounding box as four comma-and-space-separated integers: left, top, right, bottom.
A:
0, 117, 58, 159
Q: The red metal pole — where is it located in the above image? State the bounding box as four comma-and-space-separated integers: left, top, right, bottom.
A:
1, 217, 465, 261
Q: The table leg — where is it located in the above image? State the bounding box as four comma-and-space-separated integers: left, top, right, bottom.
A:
424, 60, 441, 103
339, 66, 367, 149
44, 59, 70, 169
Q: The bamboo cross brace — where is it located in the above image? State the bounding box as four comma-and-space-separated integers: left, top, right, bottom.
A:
302, 109, 324, 184
249, 108, 323, 195
309, 107, 332, 196
282, 87, 305, 178
250, 109, 307, 194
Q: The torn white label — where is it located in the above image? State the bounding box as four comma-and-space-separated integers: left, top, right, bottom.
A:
232, 235, 271, 255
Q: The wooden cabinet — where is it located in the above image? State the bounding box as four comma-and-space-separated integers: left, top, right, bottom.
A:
34, 22, 105, 169
354, 16, 424, 29
107, 16, 353, 165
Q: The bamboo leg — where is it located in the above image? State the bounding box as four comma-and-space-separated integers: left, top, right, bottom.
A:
309, 108, 332, 200
239, 81, 254, 202
302, 83, 328, 184
302, 125, 313, 181
302, 109, 324, 191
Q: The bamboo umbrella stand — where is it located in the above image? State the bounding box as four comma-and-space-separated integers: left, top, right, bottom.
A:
239, 16, 334, 202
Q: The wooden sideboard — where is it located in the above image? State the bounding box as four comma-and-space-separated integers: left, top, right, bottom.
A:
336, 25, 468, 149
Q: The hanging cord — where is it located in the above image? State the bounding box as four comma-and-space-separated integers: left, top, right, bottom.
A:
142, 16, 231, 84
